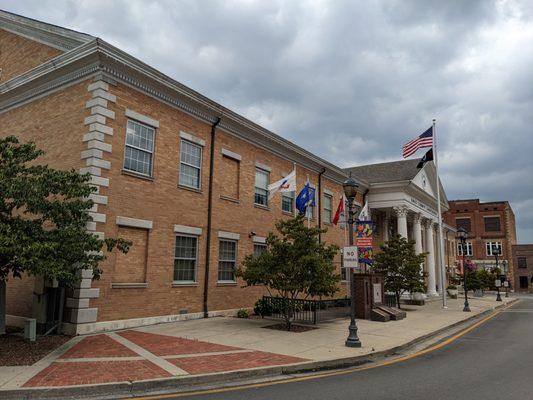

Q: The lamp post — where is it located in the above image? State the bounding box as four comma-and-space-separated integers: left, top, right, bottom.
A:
502, 260, 509, 297
457, 227, 470, 312
343, 176, 362, 348
492, 244, 502, 302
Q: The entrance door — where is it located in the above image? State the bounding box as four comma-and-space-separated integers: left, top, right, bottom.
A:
519, 276, 528, 289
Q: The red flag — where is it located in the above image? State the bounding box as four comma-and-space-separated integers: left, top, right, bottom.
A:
332, 195, 345, 225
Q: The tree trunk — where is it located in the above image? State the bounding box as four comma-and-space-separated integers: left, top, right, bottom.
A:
396, 292, 401, 310
0, 280, 6, 335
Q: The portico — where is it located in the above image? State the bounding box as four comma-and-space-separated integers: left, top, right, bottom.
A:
346, 159, 453, 297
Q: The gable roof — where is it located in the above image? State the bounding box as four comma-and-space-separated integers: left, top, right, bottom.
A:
344, 159, 422, 184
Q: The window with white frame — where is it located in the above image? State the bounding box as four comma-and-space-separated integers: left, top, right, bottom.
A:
282, 191, 294, 213
254, 168, 269, 206
173, 235, 198, 282
324, 194, 333, 223
179, 140, 202, 189
457, 242, 473, 256
218, 240, 237, 282
253, 243, 267, 257
124, 120, 155, 176
486, 241, 502, 256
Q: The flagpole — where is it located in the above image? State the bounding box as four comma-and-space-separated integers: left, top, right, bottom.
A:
433, 119, 448, 309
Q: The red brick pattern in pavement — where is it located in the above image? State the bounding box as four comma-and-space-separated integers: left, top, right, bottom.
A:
60, 334, 138, 359
169, 351, 307, 374
23, 360, 172, 387
118, 330, 240, 356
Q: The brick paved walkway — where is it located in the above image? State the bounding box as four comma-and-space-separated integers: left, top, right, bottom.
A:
19, 330, 307, 387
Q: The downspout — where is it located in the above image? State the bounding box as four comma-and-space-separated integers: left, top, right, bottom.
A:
317, 168, 326, 242
203, 117, 221, 318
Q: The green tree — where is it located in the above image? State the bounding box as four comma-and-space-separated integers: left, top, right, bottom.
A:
372, 235, 427, 309
0, 136, 130, 335
236, 215, 340, 330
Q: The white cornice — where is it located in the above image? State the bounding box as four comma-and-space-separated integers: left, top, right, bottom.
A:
0, 10, 93, 51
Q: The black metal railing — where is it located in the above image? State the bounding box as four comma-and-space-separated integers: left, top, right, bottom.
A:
260, 296, 351, 325
384, 293, 397, 308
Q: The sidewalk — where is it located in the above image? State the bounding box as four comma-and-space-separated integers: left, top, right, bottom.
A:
0, 296, 515, 394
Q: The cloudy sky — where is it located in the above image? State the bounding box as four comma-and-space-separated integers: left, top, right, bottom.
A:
2, 0, 533, 242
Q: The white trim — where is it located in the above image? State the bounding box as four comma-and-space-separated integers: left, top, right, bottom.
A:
323, 188, 334, 196
218, 231, 240, 240
255, 162, 272, 172
252, 236, 266, 244
180, 131, 205, 147
125, 109, 160, 128
116, 216, 153, 229
174, 224, 203, 236
221, 148, 242, 161
87, 81, 109, 92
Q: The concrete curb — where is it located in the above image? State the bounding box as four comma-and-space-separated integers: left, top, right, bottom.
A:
1, 299, 517, 400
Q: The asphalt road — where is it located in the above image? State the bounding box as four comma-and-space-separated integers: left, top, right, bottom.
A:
168, 296, 533, 400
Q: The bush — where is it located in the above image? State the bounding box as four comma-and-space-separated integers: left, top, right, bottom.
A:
253, 298, 273, 317
237, 308, 250, 318
447, 284, 457, 290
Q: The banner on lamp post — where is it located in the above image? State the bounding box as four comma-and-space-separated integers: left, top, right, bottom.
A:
355, 220, 374, 265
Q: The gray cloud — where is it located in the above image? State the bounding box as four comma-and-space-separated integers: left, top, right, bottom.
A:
2, 0, 532, 242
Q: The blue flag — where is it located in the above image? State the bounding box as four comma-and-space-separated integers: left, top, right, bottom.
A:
295, 182, 315, 215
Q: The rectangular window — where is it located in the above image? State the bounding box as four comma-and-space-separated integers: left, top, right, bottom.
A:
457, 242, 473, 256
124, 120, 155, 176
179, 140, 202, 189
253, 243, 267, 257
486, 241, 502, 256
484, 217, 501, 232
519, 276, 528, 289
282, 192, 294, 213
218, 240, 237, 282
174, 235, 198, 282
254, 168, 269, 206
518, 257, 527, 269
324, 194, 333, 223
455, 218, 471, 233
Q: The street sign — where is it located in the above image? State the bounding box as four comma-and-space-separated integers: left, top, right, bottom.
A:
495, 279, 502, 287
503, 281, 509, 287
343, 246, 358, 269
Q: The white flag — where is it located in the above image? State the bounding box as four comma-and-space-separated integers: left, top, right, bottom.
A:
358, 202, 370, 220
268, 169, 296, 199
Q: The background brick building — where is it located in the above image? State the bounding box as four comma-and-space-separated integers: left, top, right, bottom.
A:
512, 245, 533, 292
443, 199, 518, 284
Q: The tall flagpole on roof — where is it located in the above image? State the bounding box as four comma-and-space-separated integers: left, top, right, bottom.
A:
433, 119, 448, 309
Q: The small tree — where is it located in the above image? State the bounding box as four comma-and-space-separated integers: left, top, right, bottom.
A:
0, 136, 130, 334
236, 215, 340, 330
372, 235, 427, 309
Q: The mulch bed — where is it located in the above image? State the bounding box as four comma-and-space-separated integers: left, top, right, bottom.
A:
262, 323, 318, 333
0, 329, 71, 366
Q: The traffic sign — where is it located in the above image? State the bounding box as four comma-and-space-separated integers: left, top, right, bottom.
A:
343, 246, 358, 269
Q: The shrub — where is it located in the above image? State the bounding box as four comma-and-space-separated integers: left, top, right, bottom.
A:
447, 284, 457, 290
237, 308, 250, 318
253, 298, 273, 317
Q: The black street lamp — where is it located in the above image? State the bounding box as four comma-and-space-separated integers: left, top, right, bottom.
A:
343, 176, 362, 348
492, 244, 502, 302
457, 227, 470, 312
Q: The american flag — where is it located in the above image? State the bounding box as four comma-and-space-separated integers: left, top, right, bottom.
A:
402, 126, 433, 158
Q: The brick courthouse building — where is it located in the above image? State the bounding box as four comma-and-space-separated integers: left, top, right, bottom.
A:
1, 11, 453, 335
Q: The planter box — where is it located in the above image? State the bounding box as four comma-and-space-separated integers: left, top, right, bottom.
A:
447, 289, 458, 299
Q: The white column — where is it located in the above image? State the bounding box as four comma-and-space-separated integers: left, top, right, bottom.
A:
425, 220, 438, 296
394, 206, 408, 238
383, 211, 389, 242
413, 213, 423, 255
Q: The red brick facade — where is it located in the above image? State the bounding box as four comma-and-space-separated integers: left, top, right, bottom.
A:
443, 199, 517, 283
512, 245, 533, 292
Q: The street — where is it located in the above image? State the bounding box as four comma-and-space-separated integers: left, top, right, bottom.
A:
158, 296, 533, 400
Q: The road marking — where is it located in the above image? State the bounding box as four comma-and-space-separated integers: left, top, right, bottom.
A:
129, 300, 520, 400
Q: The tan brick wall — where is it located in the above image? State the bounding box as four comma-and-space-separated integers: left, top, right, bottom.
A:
0, 29, 62, 82
1, 80, 89, 317
86, 82, 351, 322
